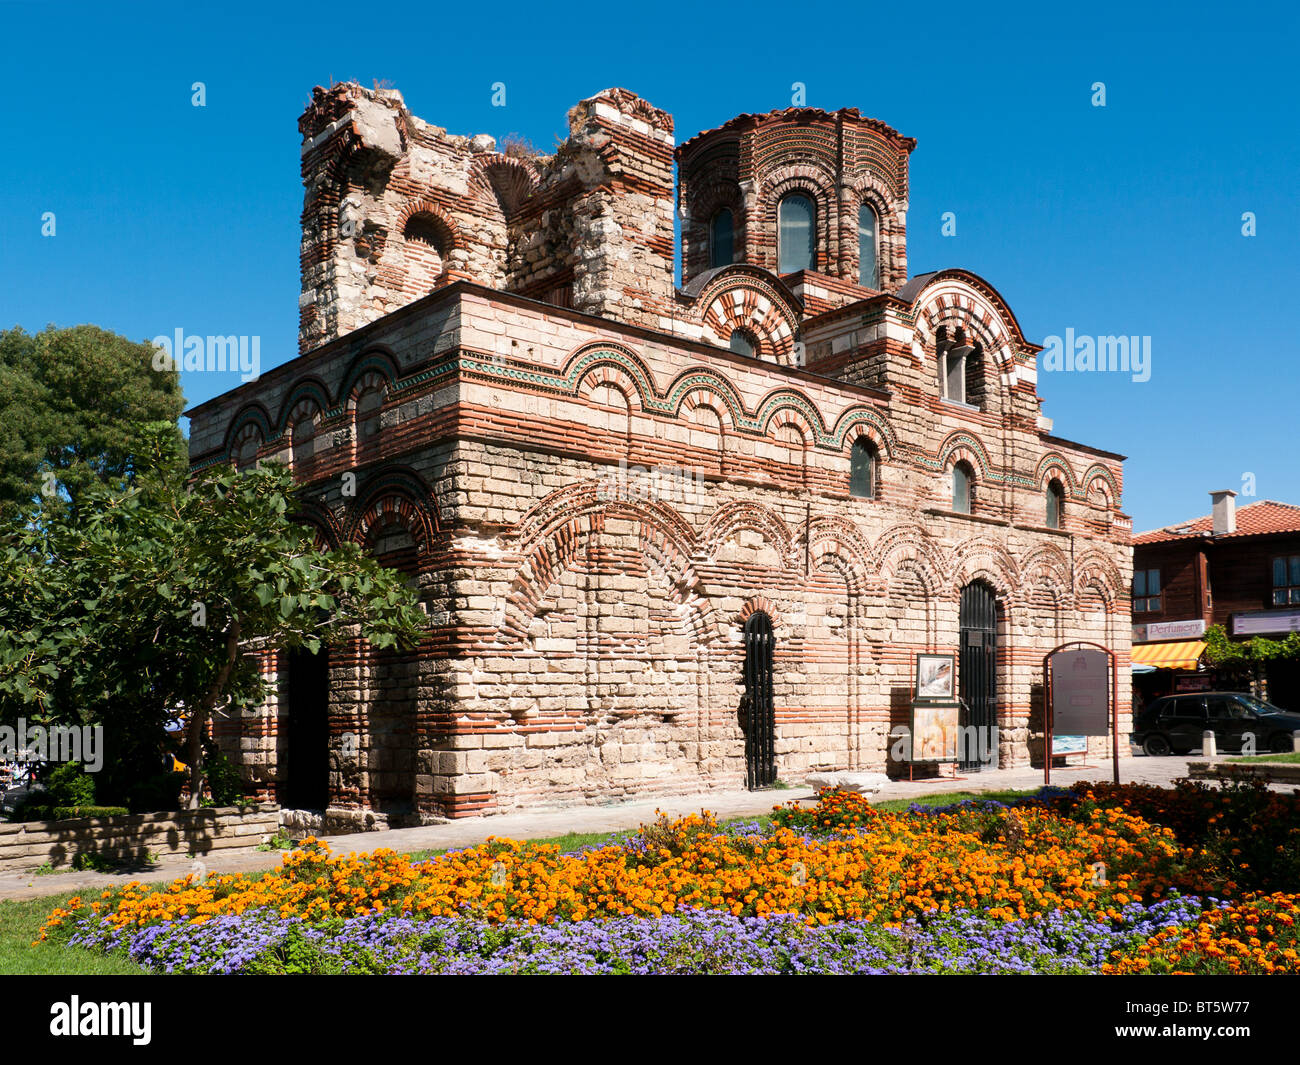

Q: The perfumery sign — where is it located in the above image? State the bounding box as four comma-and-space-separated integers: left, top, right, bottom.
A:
1132, 618, 1205, 642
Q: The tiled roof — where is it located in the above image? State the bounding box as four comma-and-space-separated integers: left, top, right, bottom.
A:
1133, 500, 1300, 545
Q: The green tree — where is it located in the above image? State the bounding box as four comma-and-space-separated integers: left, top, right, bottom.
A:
0, 325, 185, 523
0, 424, 426, 809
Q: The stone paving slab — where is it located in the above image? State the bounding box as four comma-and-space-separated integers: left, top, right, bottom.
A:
2, 753, 1286, 903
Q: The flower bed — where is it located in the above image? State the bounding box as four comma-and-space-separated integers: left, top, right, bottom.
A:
1104, 893, 1300, 975
63, 896, 1216, 975
36, 783, 1300, 975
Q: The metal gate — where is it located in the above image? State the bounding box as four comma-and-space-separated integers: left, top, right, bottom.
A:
959, 582, 998, 770
285, 647, 331, 809
743, 612, 776, 789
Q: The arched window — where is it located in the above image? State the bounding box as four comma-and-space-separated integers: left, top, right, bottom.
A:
850, 438, 876, 499
952, 461, 974, 514
940, 328, 979, 406
709, 208, 734, 269
233, 435, 260, 472
1046, 479, 1065, 529
858, 203, 879, 288
291, 417, 316, 471
778, 194, 815, 274
729, 327, 758, 358
403, 212, 449, 254
354, 387, 384, 443
1088, 481, 1112, 524
403, 212, 451, 280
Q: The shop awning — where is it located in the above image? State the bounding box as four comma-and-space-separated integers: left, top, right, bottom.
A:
1131, 640, 1206, 671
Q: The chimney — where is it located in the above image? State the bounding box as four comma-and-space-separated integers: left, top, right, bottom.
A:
1210, 489, 1237, 535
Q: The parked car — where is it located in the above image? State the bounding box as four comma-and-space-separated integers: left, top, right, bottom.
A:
1131, 692, 1300, 756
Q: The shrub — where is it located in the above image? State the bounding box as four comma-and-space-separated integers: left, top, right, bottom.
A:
199, 740, 247, 808
1066, 779, 1300, 896
44, 762, 96, 807
15, 805, 129, 822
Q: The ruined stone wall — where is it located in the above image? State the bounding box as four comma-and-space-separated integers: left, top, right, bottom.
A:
296, 83, 675, 354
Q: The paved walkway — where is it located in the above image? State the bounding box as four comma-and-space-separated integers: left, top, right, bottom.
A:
0, 754, 1277, 902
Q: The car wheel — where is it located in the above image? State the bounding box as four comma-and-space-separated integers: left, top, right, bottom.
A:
1270, 733, 1294, 754
1143, 734, 1172, 757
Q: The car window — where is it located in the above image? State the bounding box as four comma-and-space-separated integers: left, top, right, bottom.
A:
1237, 694, 1282, 715
1207, 695, 1247, 721
1227, 696, 1260, 719
1164, 695, 1206, 720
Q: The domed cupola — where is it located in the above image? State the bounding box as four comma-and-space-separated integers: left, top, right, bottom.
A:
675, 107, 915, 301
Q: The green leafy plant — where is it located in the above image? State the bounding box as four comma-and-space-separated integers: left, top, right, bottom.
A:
71, 851, 119, 873
0, 424, 426, 810
43, 761, 96, 807
199, 739, 247, 808
246, 923, 344, 975
1203, 623, 1300, 667
258, 827, 294, 852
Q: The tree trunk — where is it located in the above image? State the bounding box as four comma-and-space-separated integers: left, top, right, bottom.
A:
183, 621, 241, 810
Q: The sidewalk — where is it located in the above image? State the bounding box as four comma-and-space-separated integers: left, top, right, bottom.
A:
0, 753, 1256, 902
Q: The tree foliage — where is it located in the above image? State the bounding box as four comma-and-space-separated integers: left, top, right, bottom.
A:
0, 325, 186, 523
1202, 623, 1300, 668
0, 424, 427, 809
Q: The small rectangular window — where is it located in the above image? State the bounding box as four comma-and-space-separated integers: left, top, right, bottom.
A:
1133, 568, 1161, 613
952, 465, 971, 514
1272, 555, 1300, 607
945, 354, 965, 403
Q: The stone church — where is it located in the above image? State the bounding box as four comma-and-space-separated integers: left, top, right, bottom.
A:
186, 82, 1133, 825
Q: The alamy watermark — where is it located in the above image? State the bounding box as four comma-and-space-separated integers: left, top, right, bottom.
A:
151, 329, 260, 383
0, 719, 104, 772
1040, 328, 1151, 383
889, 724, 999, 763
597, 460, 705, 504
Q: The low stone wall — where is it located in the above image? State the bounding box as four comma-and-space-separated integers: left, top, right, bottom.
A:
278, 806, 435, 836
0, 804, 280, 873
1187, 761, 1300, 785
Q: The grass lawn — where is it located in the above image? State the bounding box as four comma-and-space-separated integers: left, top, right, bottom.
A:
406, 829, 628, 863
0, 892, 146, 975
1228, 751, 1300, 764
404, 818, 777, 863
870, 788, 1040, 813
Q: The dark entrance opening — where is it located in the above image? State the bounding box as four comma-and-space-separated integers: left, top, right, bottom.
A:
743, 611, 776, 789
959, 581, 998, 770
360, 517, 423, 820
284, 646, 331, 809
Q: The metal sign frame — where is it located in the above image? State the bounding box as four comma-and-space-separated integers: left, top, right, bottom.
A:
1042, 641, 1120, 787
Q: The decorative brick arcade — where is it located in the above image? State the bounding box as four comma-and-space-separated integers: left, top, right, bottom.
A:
188, 83, 1133, 825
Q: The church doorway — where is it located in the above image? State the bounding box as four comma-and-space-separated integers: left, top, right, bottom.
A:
959, 581, 999, 770
743, 611, 776, 788
283, 646, 331, 809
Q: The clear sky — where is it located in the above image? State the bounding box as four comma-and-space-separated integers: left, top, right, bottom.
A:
2, 0, 1296, 534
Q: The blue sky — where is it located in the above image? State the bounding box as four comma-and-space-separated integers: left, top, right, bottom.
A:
2, 1, 1296, 534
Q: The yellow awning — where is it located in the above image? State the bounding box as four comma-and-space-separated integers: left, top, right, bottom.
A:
1132, 640, 1206, 670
